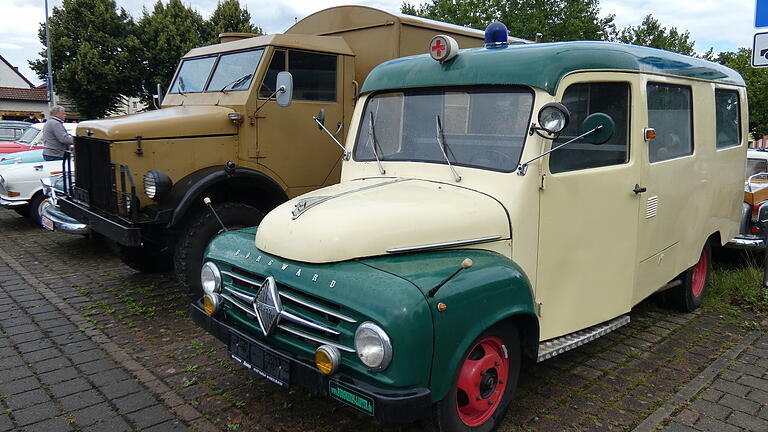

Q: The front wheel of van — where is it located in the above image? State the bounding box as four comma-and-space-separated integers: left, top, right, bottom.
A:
174, 202, 264, 299
432, 324, 520, 432
669, 242, 711, 313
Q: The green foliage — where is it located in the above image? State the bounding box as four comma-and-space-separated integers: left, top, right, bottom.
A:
29, 0, 143, 119
614, 14, 695, 55
717, 49, 768, 137
401, 0, 616, 42
706, 252, 768, 313
137, 0, 206, 105
205, 0, 262, 45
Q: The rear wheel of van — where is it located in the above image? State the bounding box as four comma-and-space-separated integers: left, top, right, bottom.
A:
668, 242, 711, 313
432, 324, 520, 432
174, 202, 264, 299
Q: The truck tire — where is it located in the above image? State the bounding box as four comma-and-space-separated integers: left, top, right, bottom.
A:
432, 323, 520, 432
174, 202, 264, 299
117, 243, 174, 273
667, 242, 711, 313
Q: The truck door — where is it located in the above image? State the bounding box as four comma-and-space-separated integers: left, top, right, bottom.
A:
536, 79, 639, 341
254, 49, 345, 189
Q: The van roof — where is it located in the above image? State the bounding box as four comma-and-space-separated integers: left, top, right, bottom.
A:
360, 41, 745, 95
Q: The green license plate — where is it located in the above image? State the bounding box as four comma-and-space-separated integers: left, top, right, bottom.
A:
328, 381, 375, 416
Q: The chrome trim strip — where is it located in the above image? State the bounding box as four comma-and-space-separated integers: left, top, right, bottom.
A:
279, 291, 357, 323
277, 324, 355, 353
221, 270, 264, 288
386, 235, 503, 254
221, 293, 257, 318
727, 236, 766, 248
537, 315, 630, 362
281, 310, 340, 335
292, 178, 411, 219
223, 286, 255, 304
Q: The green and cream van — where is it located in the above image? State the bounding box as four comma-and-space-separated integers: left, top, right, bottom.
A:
190, 24, 747, 431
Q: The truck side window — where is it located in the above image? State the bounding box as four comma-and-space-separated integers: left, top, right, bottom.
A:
289, 51, 337, 102
715, 89, 741, 149
259, 50, 286, 98
647, 83, 693, 162
550, 82, 630, 173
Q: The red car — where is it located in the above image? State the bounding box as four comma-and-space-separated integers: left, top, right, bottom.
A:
0, 123, 76, 154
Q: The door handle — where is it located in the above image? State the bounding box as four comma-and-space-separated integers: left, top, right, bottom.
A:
633, 184, 647, 194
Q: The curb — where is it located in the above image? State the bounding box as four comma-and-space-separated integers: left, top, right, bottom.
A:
0, 247, 218, 432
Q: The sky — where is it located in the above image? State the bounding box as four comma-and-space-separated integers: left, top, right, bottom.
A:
0, 0, 757, 86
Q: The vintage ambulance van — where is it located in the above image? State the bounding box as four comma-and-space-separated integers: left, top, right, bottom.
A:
191, 24, 747, 431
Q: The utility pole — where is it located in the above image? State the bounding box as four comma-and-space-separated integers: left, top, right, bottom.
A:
44, 0, 54, 108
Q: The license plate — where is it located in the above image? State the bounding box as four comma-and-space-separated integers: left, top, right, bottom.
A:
329, 381, 375, 416
229, 333, 290, 387
41, 216, 54, 231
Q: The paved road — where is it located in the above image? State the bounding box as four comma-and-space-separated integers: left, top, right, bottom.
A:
0, 208, 766, 431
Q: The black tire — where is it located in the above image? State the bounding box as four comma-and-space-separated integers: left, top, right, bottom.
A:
432, 324, 520, 432
174, 202, 264, 299
667, 241, 712, 313
116, 242, 174, 273
27, 193, 47, 227
12, 206, 28, 217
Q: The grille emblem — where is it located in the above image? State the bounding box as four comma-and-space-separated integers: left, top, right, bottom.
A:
253, 276, 282, 336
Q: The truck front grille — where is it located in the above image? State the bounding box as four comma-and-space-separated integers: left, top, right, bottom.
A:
73, 136, 112, 211
220, 267, 356, 353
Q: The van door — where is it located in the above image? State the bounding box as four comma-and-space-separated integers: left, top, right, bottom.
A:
254, 49, 345, 189
537, 79, 639, 341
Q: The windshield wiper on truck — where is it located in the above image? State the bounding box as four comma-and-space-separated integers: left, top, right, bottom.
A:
435, 115, 461, 182
220, 73, 253, 93
367, 112, 385, 175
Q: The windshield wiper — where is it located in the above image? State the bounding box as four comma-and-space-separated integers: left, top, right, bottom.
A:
220, 74, 252, 93
435, 115, 461, 182
367, 112, 385, 175
177, 77, 187, 96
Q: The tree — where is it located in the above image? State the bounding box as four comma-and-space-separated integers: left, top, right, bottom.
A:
137, 0, 206, 106
401, 0, 615, 42
205, 0, 262, 45
718, 49, 768, 137
29, 0, 142, 119
615, 14, 695, 56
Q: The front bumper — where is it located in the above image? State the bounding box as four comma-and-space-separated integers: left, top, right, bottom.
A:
726, 235, 766, 249
0, 196, 28, 207
190, 301, 432, 423
41, 200, 89, 235
58, 197, 141, 246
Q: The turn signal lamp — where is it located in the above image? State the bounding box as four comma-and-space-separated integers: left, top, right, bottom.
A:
7, 191, 19, 197
315, 345, 341, 375
202, 294, 221, 316
484, 22, 509, 47
644, 128, 657, 141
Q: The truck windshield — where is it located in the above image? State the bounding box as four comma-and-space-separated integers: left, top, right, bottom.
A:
353, 87, 533, 172
169, 48, 264, 94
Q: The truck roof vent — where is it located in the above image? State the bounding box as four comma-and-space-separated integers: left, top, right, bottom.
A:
219, 32, 259, 43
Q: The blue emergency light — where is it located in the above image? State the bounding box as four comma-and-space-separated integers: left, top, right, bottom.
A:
484, 22, 509, 47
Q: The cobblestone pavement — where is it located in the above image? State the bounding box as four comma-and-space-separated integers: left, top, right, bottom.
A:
0, 208, 766, 431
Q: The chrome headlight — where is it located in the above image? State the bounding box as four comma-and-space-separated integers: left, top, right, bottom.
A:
354, 322, 392, 371
201, 261, 221, 295
143, 170, 172, 201
538, 102, 570, 133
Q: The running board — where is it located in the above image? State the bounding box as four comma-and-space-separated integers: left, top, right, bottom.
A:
537, 315, 630, 362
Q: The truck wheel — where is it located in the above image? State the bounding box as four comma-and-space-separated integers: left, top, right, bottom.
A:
174, 202, 264, 299
668, 242, 711, 313
117, 243, 174, 273
27, 193, 47, 227
432, 324, 520, 432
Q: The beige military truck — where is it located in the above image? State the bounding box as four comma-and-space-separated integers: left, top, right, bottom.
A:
49, 6, 520, 297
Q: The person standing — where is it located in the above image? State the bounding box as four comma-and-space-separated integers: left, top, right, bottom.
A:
23, 112, 38, 123
42, 105, 73, 161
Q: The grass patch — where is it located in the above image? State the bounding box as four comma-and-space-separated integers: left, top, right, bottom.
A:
707, 251, 768, 314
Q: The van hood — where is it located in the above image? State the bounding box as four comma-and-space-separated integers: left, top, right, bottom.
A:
255, 178, 511, 263
75, 106, 237, 141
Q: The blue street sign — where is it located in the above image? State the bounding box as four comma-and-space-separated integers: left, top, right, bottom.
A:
758, 0, 768, 27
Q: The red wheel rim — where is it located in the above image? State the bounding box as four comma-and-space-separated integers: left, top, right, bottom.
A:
691, 249, 708, 298
456, 336, 509, 427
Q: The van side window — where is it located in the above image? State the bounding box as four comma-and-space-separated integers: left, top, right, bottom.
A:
550, 82, 630, 173
259, 50, 286, 98
289, 51, 337, 102
715, 89, 741, 148
647, 83, 693, 162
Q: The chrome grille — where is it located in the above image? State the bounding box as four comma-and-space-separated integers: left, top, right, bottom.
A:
221, 268, 355, 352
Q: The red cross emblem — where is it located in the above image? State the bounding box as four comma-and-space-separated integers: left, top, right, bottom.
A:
431, 37, 446, 59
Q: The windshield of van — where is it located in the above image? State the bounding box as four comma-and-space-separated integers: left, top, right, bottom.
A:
169, 48, 264, 94
16, 127, 40, 144
353, 87, 534, 172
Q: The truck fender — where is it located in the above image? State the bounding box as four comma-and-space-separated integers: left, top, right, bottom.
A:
159, 165, 287, 228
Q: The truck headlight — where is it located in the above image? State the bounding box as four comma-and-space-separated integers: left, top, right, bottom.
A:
354, 322, 392, 371
201, 261, 221, 295
143, 170, 172, 201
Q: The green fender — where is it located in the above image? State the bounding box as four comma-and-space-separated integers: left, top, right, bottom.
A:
363, 250, 538, 402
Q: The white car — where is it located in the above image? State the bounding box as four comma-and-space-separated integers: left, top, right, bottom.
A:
0, 159, 73, 226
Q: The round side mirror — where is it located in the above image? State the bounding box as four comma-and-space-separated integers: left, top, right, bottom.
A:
581, 113, 615, 145
538, 103, 570, 134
